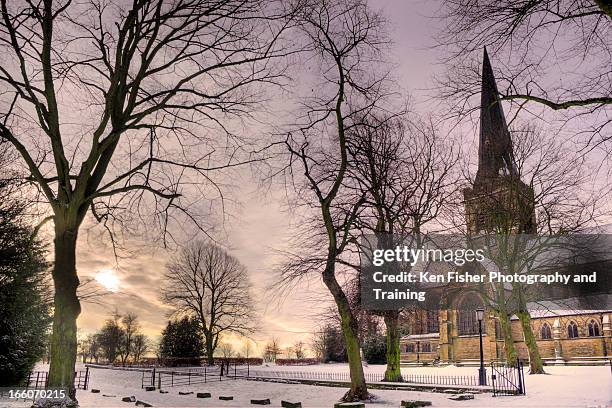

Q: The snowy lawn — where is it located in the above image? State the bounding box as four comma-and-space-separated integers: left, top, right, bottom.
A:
5, 363, 610, 407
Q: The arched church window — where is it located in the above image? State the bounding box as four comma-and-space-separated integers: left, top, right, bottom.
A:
540, 323, 552, 339
457, 295, 485, 336
567, 321, 579, 338
406, 344, 414, 353
494, 319, 503, 339
588, 320, 600, 337
426, 310, 439, 333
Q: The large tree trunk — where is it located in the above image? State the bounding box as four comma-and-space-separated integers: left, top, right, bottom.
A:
498, 312, 518, 366
338, 302, 368, 401
48, 226, 81, 400
322, 265, 369, 401
516, 310, 545, 374
205, 333, 215, 365
383, 312, 403, 382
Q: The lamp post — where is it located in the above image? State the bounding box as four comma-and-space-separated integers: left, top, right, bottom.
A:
476, 308, 487, 385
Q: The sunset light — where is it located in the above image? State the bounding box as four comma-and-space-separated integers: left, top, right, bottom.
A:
95, 269, 120, 292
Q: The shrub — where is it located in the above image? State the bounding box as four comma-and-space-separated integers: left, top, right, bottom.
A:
362, 335, 386, 364
275, 358, 319, 366
0, 186, 51, 386
212, 357, 263, 366
322, 325, 347, 363
158, 317, 204, 365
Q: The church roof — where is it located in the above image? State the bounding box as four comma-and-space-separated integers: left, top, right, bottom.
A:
476, 48, 518, 182
511, 294, 612, 319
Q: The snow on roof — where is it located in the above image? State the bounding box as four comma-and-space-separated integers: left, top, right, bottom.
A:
510, 293, 612, 319
400, 332, 440, 340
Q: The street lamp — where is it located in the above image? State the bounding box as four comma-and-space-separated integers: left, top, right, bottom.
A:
476, 308, 487, 386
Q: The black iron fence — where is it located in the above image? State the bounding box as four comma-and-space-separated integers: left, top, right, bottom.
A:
490, 360, 525, 396
239, 369, 383, 383
137, 360, 525, 396
236, 368, 490, 387
22, 368, 90, 391
141, 365, 233, 389
232, 363, 525, 395
401, 373, 484, 387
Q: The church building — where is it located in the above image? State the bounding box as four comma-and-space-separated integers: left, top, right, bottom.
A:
399, 49, 612, 366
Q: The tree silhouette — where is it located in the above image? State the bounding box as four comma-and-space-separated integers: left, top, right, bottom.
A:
0, 0, 295, 396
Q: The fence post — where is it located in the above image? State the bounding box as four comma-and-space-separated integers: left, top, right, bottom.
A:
517, 358, 524, 395
84, 367, 90, 390
157, 370, 161, 390
152, 367, 156, 387
490, 363, 496, 397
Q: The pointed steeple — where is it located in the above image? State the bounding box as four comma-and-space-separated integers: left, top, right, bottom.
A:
476, 47, 517, 182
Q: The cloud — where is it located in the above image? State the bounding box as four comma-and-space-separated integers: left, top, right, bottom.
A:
73, 184, 331, 350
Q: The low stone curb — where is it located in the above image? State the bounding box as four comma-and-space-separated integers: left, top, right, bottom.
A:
401, 401, 432, 408
281, 401, 302, 408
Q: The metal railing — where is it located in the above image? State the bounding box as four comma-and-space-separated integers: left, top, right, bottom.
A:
137, 360, 526, 396
141, 365, 234, 389
232, 366, 494, 388
490, 359, 525, 396
238, 369, 383, 383
22, 368, 89, 391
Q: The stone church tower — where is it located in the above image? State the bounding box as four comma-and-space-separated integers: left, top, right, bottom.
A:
400, 49, 612, 366
463, 48, 536, 235
438, 48, 537, 363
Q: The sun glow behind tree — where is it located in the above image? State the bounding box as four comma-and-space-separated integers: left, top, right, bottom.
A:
95, 269, 120, 293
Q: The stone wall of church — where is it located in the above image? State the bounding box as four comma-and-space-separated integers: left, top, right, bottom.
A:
400, 311, 612, 364
399, 337, 440, 363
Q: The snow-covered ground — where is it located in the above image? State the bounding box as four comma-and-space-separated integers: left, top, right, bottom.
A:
5, 363, 611, 408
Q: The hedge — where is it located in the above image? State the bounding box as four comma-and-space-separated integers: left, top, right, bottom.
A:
275, 358, 319, 366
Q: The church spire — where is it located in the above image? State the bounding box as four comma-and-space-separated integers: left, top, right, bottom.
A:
476, 47, 517, 182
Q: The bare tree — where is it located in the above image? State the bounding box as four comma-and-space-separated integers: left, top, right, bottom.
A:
264, 337, 282, 363
310, 329, 326, 362
242, 340, 254, 360
280, 0, 390, 400
292, 340, 306, 359
79, 334, 101, 364
347, 113, 459, 381
505, 124, 608, 373
131, 334, 149, 365
437, 0, 612, 152
162, 241, 255, 365
0, 0, 296, 395
118, 313, 140, 366
458, 123, 610, 373
218, 342, 235, 359
96, 313, 123, 364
